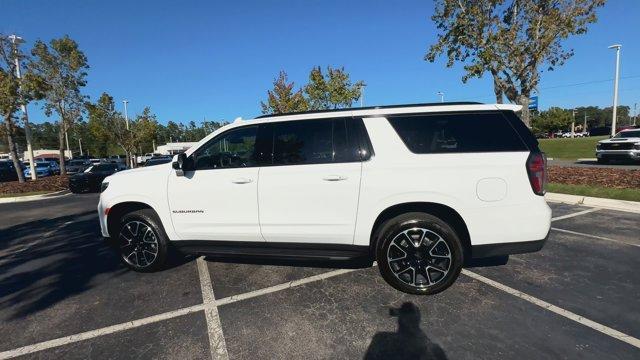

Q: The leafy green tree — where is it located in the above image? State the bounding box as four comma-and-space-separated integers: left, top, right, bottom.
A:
86, 93, 118, 157
531, 107, 572, 133
425, 0, 605, 126
304, 66, 365, 110
261, 71, 308, 114
132, 107, 158, 154
30, 35, 89, 174
0, 34, 45, 182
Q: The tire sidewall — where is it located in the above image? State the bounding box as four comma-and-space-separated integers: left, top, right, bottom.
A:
117, 209, 168, 272
376, 212, 463, 295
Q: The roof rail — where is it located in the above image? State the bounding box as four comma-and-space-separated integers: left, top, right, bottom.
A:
255, 101, 483, 119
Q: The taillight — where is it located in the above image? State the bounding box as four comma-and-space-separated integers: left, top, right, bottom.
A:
526, 152, 547, 196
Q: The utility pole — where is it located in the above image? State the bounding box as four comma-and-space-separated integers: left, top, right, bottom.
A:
571, 110, 576, 138
65, 128, 71, 159
608, 44, 621, 137
583, 113, 589, 134
437, 92, 444, 103
152, 139, 156, 153
360, 84, 366, 107
123, 100, 131, 167
634, 103, 637, 126
10, 34, 37, 180
78, 138, 83, 156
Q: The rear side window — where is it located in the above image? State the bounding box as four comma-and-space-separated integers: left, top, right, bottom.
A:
266, 118, 362, 166
387, 112, 528, 153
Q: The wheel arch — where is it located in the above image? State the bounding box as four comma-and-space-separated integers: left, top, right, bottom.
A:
369, 202, 471, 259
107, 201, 161, 238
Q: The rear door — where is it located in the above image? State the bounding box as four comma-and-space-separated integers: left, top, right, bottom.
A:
257, 118, 366, 244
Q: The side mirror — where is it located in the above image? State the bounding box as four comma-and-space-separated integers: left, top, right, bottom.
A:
173, 153, 192, 176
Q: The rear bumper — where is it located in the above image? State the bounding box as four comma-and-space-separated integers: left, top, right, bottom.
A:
471, 230, 549, 258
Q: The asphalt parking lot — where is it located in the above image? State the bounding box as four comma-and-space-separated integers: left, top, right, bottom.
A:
1, 194, 639, 359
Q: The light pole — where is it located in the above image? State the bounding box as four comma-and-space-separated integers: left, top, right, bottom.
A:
78, 138, 83, 157
437, 92, 444, 103
9, 34, 37, 180
360, 84, 367, 107
608, 44, 621, 137
634, 103, 637, 126
571, 110, 576, 138
123, 100, 129, 130
583, 114, 589, 133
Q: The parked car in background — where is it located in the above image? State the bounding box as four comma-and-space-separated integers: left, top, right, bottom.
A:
589, 126, 612, 136
0, 160, 20, 182
69, 163, 121, 193
24, 161, 59, 178
67, 159, 92, 174
108, 155, 127, 164
137, 153, 161, 164
89, 158, 102, 165
144, 156, 172, 167
596, 129, 640, 163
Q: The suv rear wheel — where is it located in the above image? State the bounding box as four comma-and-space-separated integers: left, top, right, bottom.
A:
375, 212, 463, 295
117, 209, 168, 272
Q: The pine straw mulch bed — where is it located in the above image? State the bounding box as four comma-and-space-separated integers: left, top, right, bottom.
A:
548, 166, 640, 189
0, 175, 69, 195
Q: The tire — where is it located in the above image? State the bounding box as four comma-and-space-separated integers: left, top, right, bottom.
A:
375, 212, 463, 295
116, 209, 168, 272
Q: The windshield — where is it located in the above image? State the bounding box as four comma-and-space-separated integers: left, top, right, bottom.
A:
614, 130, 640, 138
69, 160, 85, 165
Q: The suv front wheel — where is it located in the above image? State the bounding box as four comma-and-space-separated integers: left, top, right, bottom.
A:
376, 212, 463, 295
117, 209, 168, 272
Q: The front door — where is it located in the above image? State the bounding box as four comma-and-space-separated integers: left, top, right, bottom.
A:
167, 125, 262, 242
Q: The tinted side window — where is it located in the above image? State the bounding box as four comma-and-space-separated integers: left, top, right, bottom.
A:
270, 118, 360, 166
194, 126, 257, 170
387, 112, 527, 153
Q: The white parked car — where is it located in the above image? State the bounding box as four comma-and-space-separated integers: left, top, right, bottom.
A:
98, 102, 551, 295
596, 129, 640, 163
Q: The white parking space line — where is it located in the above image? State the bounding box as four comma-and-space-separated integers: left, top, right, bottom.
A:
0, 304, 205, 360
197, 257, 229, 360
551, 207, 600, 222
551, 227, 639, 248
462, 269, 640, 349
215, 268, 360, 307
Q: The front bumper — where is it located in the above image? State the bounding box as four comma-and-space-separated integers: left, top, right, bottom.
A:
97, 197, 110, 237
596, 150, 640, 160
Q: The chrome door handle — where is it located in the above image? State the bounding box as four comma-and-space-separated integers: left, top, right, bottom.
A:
231, 177, 253, 184
323, 175, 348, 181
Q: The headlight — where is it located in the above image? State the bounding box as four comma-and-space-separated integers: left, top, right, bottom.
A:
100, 182, 109, 192
596, 144, 602, 150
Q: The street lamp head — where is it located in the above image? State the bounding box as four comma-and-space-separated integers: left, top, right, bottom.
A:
8, 34, 25, 44
608, 44, 622, 50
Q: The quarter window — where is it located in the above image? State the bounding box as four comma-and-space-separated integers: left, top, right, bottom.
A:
193, 126, 258, 170
387, 112, 527, 153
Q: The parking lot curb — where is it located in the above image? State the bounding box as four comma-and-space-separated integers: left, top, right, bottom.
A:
545, 192, 640, 214
0, 190, 71, 204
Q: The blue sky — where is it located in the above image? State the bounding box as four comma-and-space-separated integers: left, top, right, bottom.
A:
2, 0, 639, 124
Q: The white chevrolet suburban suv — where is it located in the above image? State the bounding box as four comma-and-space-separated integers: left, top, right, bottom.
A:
98, 102, 551, 295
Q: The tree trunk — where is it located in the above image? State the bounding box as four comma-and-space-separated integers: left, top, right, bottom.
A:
4, 115, 25, 183
517, 94, 531, 128
58, 121, 67, 175
491, 71, 504, 104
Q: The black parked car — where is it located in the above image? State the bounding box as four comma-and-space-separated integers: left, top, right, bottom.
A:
69, 163, 120, 193
144, 156, 172, 167
0, 160, 20, 182
66, 159, 92, 174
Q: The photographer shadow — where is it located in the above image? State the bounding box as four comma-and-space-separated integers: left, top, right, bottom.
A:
364, 302, 447, 360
